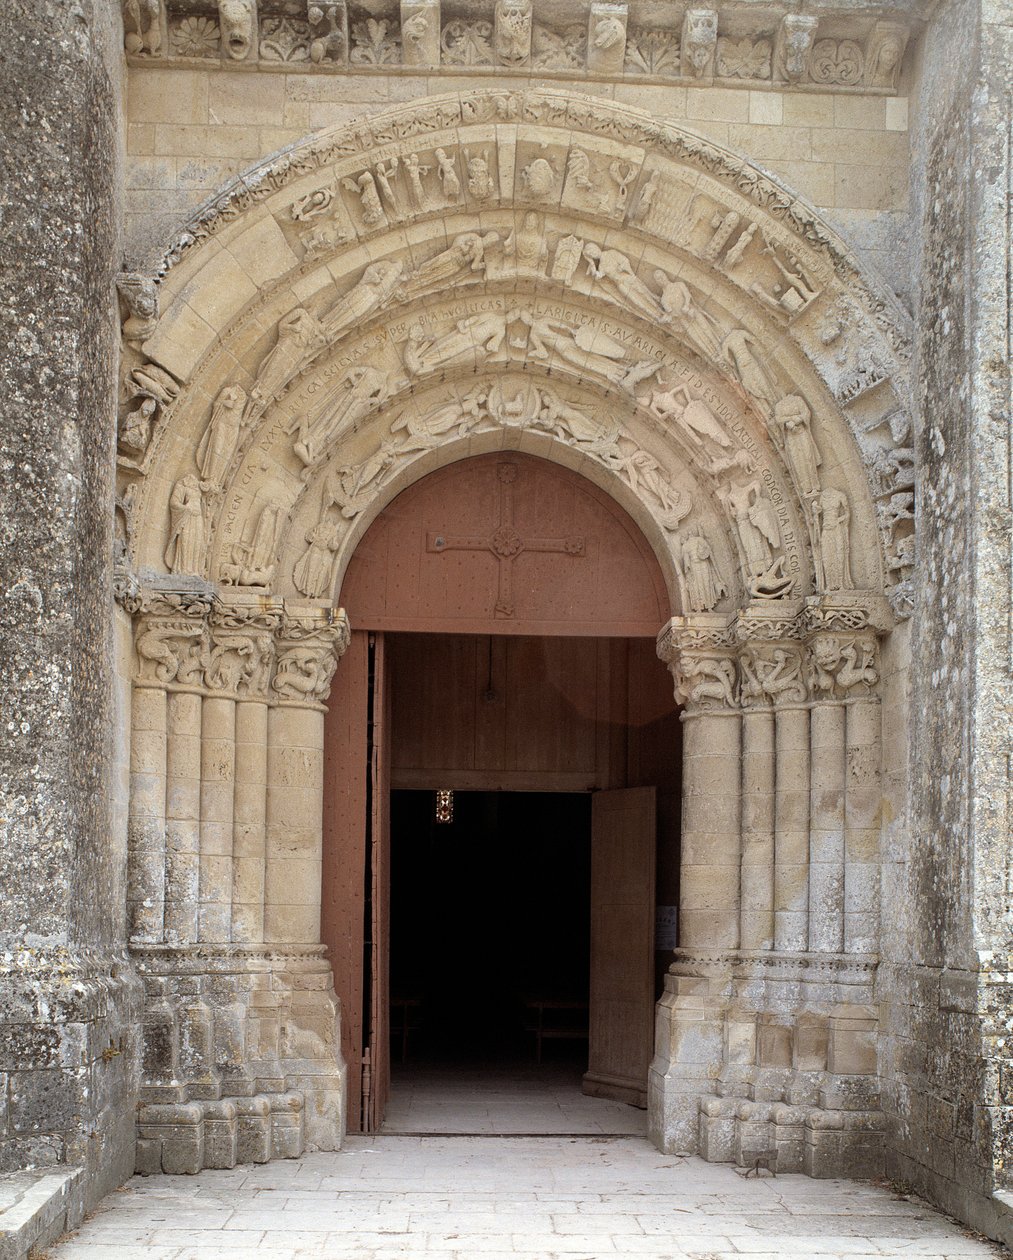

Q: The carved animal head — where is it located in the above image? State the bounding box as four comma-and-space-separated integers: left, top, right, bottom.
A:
218, 0, 254, 60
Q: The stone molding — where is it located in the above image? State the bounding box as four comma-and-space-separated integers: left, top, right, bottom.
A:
130, 587, 349, 708
123, 0, 914, 99
656, 592, 890, 712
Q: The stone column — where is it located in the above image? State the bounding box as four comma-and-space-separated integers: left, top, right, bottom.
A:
199, 696, 236, 942
265, 609, 350, 945
774, 701, 810, 952
233, 698, 270, 943
807, 638, 846, 953
650, 618, 739, 1154
129, 684, 168, 942
164, 691, 202, 943
843, 635, 882, 955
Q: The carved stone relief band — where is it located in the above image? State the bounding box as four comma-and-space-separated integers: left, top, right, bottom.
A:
124, 1, 910, 97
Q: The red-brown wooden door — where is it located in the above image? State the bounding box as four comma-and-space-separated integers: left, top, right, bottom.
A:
583, 787, 656, 1107
321, 629, 391, 1133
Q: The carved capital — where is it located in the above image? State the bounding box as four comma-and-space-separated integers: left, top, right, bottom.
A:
732, 599, 805, 646
657, 617, 738, 712
272, 607, 351, 707
806, 629, 879, 701
205, 598, 283, 700
740, 642, 807, 709
133, 590, 213, 689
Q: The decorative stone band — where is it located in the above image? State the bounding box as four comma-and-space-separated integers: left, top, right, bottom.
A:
131, 588, 350, 708
123, 0, 911, 99
657, 591, 893, 713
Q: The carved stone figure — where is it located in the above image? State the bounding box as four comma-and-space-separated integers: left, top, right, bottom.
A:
722, 328, 779, 416
293, 521, 342, 598
124, 0, 162, 55
164, 474, 207, 575
404, 313, 508, 375
752, 235, 821, 317
629, 169, 660, 224
292, 366, 391, 467
374, 159, 403, 217
309, 3, 347, 64
196, 384, 247, 489
537, 393, 621, 456
773, 394, 821, 501
391, 391, 487, 452
615, 449, 692, 529
273, 643, 339, 703
118, 274, 159, 344
810, 636, 877, 697
680, 531, 727, 612
814, 488, 853, 590
400, 7, 433, 65
342, 170, 385, 225
678, 654, 737, 710
741, 647, 806, 706
434, 148, 461, 201
402, 153, 431, 212
521, 156, 556, 202
494, 0, 532, 64
654, 273, 724, 362
518, 310, 658, 392
323, 444, 399, 518
246, 308, 326, 425
412, 233, 499, 288
865, 22, 907, 89
464, 149, 495, 200
550, 234, 584, 284
321, 259, 405, 341
503, 213, 548, 276
682, 8, 717, 77
588, 5, 627, 75
644, 381, 731, 453
119, 395, 158, 457
220, 504, 283, 587
583, 244, 664, 321
722, 477, 782, 581
218, 0, 255, 59
774, 13, 817, 81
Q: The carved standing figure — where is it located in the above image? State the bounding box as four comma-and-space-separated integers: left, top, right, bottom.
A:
721, 328, 779, 416
164, 474, 207, 575
680, 531, 728, 611
654, 273, 725, 363
196, 384, 248, 489
342, 171, 384, 225
583, 244, 664, 322
722, 477, 781, 578
434, 148, 461, 201
773, 394, 821, 501
813, 487, 853, 590
293, 521, 341, 598
246, 308, 326, 425
402, 154, 431, 212
321, 259, 405, 341
503, 212, 548, 276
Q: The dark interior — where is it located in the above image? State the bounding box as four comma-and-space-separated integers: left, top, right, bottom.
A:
389, 789, 592, 1067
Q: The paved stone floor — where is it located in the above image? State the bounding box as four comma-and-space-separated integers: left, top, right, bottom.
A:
51, 1135, 1003, 1260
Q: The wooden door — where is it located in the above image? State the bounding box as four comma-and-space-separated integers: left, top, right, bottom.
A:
320, 629, 391, 1134
583, 786, 656, 1107
364, 632, 391, 1132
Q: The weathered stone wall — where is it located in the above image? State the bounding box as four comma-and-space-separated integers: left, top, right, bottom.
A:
0, 0, 142, 1211
880, 0, 1012, 1243
122, 66, 914, 304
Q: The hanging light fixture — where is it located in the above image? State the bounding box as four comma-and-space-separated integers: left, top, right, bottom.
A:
435, 789, 454, 824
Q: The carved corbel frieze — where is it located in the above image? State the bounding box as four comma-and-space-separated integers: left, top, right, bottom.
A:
587, 2, 627, 76
681, 8, 717, 81
309, 1, 348, 64
773, 14, 818, 83
205, 599, 283, 699
271, 608, 351, 707
123, 0, 166, 56
494, 0, 533, 66
864, 21, 908, 91
218, 0, 257, 60
133, 591, 213, 689
400, 0, 439, 66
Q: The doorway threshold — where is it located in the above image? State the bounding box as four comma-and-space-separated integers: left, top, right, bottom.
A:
381, 1064, 648, 1137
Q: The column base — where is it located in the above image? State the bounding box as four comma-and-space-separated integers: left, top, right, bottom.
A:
649, 949, 885, 1177
131, 944, 346, 1174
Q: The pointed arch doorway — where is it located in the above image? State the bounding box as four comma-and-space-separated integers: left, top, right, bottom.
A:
321, 451, 681, 1133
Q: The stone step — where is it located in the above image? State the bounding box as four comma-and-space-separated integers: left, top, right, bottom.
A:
0, 1167, 84, 1260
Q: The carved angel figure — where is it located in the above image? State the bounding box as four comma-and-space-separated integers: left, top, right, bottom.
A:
518, 309, 658, 393
196, 384, 247, 489
680, 531, 727, 612
164, 474, 207, 575
323, 444, 398, 518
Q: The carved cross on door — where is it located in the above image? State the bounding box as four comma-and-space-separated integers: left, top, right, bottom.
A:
426, 462, 585, 617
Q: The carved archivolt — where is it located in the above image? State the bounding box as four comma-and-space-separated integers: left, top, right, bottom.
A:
118, 89, 915, 625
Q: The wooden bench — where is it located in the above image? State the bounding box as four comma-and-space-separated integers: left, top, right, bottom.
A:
523, 998, 589, 1064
